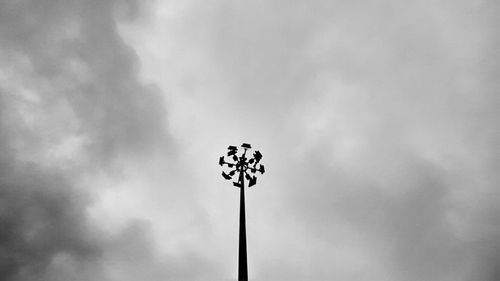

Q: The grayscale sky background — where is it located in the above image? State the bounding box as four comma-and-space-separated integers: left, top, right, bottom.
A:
1, 1, 499, 280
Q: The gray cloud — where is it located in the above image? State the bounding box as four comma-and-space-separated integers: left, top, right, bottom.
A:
2, 0, 500, 280
124, 1, 500, 280
0, 0, 216, 280
0, 159, 101, 280
0, 0, 171, 165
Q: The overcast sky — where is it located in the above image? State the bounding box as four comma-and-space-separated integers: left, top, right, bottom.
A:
1, 0, 499, 280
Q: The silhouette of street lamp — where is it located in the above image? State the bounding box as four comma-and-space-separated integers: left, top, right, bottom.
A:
219, 143, 265, 281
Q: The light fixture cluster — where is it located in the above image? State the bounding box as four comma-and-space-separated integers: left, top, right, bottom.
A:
219, 143, 265, 187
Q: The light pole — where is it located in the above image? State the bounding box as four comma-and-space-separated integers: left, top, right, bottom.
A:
219, 143, 265, 281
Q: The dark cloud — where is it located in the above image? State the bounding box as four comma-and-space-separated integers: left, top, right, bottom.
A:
0, 0, 171, 165
0, 161, 101, 281
0, 0, 213, 280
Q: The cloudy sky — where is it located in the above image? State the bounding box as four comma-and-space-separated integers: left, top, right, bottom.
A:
1, 0, 499, 280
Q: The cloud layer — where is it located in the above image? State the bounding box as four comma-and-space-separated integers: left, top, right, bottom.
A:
0, 1, 202, 280
1, 0, 500, 281
122, 1, 500, 280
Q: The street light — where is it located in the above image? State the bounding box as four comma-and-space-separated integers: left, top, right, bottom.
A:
219, 143, 265, 281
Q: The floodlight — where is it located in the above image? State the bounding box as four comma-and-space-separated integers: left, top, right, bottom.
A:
248, 176, 257, 187
222, 171, 232, 180
253, 151, 262, 161
241, 143, 252, 149
259, 165, 265, 174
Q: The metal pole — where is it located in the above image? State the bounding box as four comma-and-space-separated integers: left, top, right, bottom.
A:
238, 171, 248, 281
